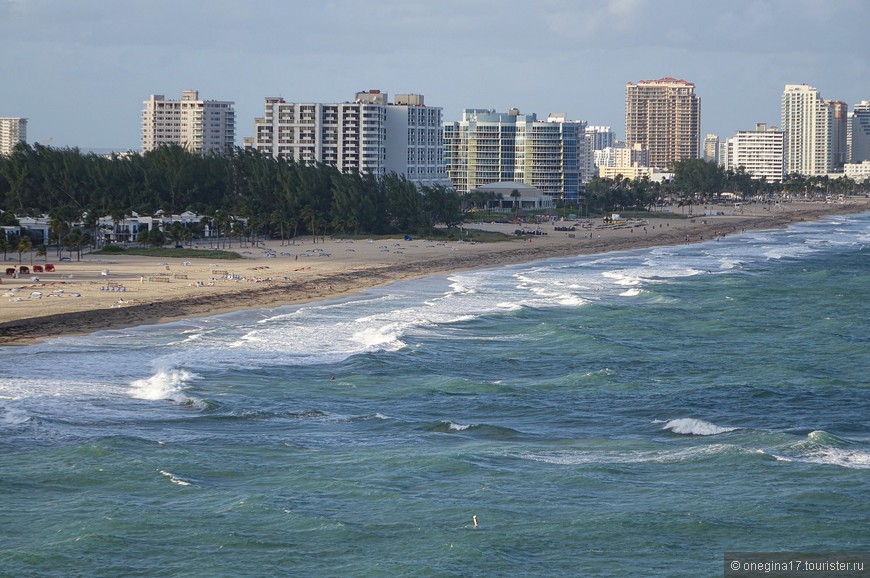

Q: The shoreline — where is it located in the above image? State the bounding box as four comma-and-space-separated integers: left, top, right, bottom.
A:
1, 201, 867, 346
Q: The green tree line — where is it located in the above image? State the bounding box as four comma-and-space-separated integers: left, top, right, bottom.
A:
2, 145, 865, 248
583, 159, 866, 215
0, 143, 463, 242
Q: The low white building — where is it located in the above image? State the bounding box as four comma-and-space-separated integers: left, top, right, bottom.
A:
844, 160, 870, 182
470, 181, 554, 212
97, 210, 207, 243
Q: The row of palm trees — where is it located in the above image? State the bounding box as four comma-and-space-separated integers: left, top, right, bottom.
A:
0, 234, 49, 265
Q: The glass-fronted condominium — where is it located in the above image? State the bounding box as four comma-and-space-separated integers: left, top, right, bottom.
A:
248, 90, 449, 188
848, 101, 870, 163
141, 90, 236, 155
721, 123, 785, 182
625, 77, 700, 169
0, 117, 27, 156
443, 109, 586, 201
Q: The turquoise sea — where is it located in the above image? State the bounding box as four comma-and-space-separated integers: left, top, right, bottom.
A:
2, 212, 869, 577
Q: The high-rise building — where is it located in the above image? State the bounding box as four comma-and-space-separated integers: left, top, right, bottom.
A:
596, 143, 653, 180
0, 117, 27, 156
848, 100, 870, 163
141, 90, 236, 154
248, 90, 448, 188
781, 84, 832, 176
703, 134, 720, 164
584, 126, 616, 183
443, 108, 586, 201
721, 123, 786, 182
625, 77, 700, 169
385, 94, 449, 186
829, 100, 848, 171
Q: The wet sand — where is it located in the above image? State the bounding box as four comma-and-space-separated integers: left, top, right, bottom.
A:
1, 201, 866, 346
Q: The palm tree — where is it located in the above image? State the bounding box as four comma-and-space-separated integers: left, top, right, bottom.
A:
510, 189, 521, 217
17, 235, 32, 264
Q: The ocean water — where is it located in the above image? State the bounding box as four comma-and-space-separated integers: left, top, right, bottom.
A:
2, 212, 869, 577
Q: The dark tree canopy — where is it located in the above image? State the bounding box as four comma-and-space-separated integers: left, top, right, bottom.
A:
0, 144, 465, 240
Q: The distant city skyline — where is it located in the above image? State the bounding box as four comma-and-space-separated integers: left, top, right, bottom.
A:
1, 0, 867, 150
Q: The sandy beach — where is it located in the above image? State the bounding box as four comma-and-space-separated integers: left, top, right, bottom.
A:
1, 200, 867, 346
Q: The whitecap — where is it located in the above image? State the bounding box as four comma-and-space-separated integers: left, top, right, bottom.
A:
128, 367, 205, 408
352, 324, 407, 351
661, 418, 737, 436
448, 422, 471, 431
159, 469, 192, 486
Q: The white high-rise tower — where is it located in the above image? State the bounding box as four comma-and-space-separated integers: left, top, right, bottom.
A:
0, 118, 27, 155
781, 84, 832, 176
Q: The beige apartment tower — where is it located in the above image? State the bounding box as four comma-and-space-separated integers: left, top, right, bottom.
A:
625, 77, 700, 169
141, 90, 235, 154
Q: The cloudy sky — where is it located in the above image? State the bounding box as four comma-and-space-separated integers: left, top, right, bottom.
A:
1, 0, 866, 150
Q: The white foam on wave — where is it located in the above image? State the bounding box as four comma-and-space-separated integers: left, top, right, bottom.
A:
1, 405, 30, 426
447, 279, 476, 295
558, 294, 588, 306
718, 256, 743, 270
166, 328, 212, 346
619, 288, 642, 297
517, 444, 741, 465
128, 367, 205, 408
352, 323, 407, 351
661, 418, 737, 436
159, 469, 192, 486
255, 295, 393, 325
769, 448, 870, 470
225, 275, 498, 364
448, 421, 471, 431
766, 430, 870, 470
763, 244, 816, 260
602, 270, 642, 286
